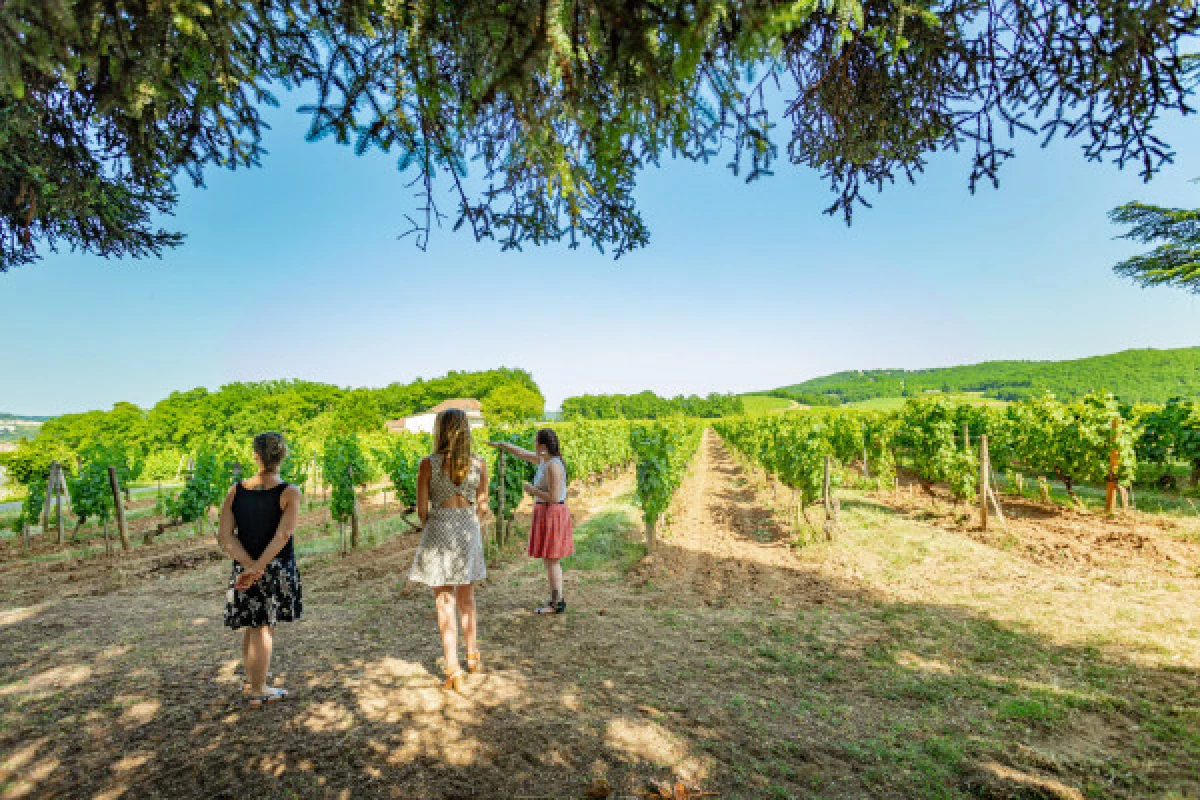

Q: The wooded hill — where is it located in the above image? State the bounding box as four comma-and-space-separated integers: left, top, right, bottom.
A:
760, 347, 1200, 405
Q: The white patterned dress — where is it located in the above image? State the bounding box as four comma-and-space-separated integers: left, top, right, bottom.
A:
408, 454, 488, 587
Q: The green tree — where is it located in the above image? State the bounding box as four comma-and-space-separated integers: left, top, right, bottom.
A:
1110, 197, 1200, 293
142, 448, 185, 482
481, 383, 544, 424
332, 389, 384, 434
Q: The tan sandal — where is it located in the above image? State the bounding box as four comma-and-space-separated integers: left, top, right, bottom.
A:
443, 668, 465, 692
466, 650, 482, 673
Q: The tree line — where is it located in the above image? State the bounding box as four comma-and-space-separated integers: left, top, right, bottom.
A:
1, 369, 544, 491
561, 392, 743, 420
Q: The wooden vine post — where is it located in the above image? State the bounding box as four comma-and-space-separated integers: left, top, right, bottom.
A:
348, 465, 361, 550
55, 464, 65, 544
41, 464, 54, 531
107, 466, 131, 552
979, 435, 1007, 532
822, 455, 838, 540
42, 462, 69, 544
1105, 417, 1119, 515
495, 453, 507, 551
979, 435, 990, 531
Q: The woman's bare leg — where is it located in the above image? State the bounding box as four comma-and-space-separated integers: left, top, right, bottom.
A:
244, 626, 273, 694
543, 558, 563, 600
241, 632, 250, 685
433, 586, 459, 674
455, 584, 477, 654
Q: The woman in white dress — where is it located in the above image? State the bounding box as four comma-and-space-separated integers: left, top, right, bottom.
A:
408, 409, 488, 692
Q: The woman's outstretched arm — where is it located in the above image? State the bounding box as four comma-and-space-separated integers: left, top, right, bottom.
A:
487, 441, 539, 464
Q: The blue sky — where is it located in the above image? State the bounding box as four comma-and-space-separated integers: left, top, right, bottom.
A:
3, 91, 1198, 415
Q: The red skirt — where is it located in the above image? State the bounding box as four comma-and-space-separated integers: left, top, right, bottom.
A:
528, 503, 575, 559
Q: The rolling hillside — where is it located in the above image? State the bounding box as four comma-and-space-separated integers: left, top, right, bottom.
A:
759, 347, 1200, 405
0, 414, 51, 422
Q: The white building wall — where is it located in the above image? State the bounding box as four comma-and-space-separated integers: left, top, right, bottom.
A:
402, 411, 486, 434
404, 413, 438, 434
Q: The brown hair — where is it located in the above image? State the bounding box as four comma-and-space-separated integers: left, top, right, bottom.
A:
535, 428, 561, 459
432, 409, 473, 483
253, 432, 288, 472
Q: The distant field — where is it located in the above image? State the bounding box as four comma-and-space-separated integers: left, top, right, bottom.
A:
738, 395, 795, 414
0, 420, 40, 445
846, 392, 1009, 411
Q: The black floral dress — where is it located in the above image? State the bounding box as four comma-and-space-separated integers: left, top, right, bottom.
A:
223, 482, 303, 630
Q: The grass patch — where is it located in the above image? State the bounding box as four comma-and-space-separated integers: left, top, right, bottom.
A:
995, 696, 1067, 724
569, 495, 645, 572
738, 395, 795, 415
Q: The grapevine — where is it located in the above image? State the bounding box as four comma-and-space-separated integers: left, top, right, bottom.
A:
164, 450, 227, 525
323, 433, 370, 525
376, 432, 430, 508
630, 420, 703, 547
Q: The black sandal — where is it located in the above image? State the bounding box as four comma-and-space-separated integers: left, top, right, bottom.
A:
534, 599, 567, 614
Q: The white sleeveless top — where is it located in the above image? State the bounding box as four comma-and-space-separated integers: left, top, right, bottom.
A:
532, 457, 567, 503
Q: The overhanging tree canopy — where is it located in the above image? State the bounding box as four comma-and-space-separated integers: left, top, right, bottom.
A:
3, 0, 1198, 271
1109, 197, 1200, 293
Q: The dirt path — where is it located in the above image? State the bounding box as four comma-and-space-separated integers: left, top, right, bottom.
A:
1, 439, 1198, 799
633, 429, 855, 608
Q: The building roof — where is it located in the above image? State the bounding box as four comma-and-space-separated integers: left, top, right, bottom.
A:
427, 398, 483, 413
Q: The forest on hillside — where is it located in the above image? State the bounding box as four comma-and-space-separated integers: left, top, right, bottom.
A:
764, 348, 1200, 405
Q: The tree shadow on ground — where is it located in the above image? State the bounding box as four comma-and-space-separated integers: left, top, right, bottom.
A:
0, 488, 1198, 799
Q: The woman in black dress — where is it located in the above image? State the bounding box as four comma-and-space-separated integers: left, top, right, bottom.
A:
216, 432, 303, 706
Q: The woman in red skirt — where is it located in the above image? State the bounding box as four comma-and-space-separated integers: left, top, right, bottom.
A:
489, 429, 573, 614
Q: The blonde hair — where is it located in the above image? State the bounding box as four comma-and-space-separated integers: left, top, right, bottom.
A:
431, 409, 473, 483
253, 432, 288, 471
